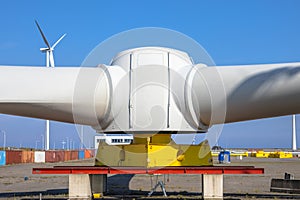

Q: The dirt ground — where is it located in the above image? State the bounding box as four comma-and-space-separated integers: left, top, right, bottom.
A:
0, 157, 300, 199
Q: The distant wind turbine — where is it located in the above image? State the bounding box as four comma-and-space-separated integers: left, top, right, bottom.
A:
35, 20, 66, 67
35, 20, 66, 150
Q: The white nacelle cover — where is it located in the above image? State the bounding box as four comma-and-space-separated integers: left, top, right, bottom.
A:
98, 47, 208, 133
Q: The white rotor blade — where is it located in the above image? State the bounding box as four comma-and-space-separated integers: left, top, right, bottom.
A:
35, 20, 51, 49
0, 66, 110, 126
49, 51, 55, 67
52, 33, 66, 49
188, 62, 300, 126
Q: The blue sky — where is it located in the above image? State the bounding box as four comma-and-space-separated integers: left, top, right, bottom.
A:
0, 1, 300, 149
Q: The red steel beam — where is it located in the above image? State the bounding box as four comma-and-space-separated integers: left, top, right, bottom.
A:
32, 166, 264, 175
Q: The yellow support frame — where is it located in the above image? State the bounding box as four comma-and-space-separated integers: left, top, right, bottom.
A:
95, 134, 213, 167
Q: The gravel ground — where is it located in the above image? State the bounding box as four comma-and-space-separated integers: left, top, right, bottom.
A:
0, 157, 300, 199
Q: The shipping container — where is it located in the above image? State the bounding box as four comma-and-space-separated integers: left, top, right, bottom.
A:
78, 150, 84, 160
6, 150, 22, 165
34, 151, 45, 163
22, 151, 34, 163
0, 151, 6, 165
84, 149, 95, 159
70, 150, 78, 160
64, 151, 71, 161
255, 151, 270, 158
269, 152, 293, 158
45, 151, 65, 163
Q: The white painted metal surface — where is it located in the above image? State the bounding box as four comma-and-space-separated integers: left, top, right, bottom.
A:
107, 47, 199, 133
190, 63, 300, 126
0, 66, 112, 128
34, 151, 45, 163
1, 47, 300, 133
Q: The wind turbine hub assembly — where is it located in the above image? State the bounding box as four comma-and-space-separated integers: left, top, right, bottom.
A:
94, 47, 210, 134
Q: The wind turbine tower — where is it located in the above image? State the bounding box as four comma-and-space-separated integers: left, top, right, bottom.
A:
292, 115, 297, 151
35, 20, 66, 150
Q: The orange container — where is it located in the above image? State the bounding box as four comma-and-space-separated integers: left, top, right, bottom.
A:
21, 151, 34, 163
84, 149, 95, 158
70, 150, 78, 160
64, 151, 71, 161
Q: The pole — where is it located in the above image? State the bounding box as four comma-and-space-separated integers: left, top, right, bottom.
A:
80, 125, 84, 149
66, 137, 69, 150
45, 56, 50, 150
62, 140, 65, 149
2, 130, 6, 149
45, 120, 50, 150
292, 115, 297, 151
41, 134, 44, 150
35, 140, 39, 149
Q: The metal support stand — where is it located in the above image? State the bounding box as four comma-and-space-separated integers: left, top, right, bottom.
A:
148, 181, 167, 197
148, 175, 167, 197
